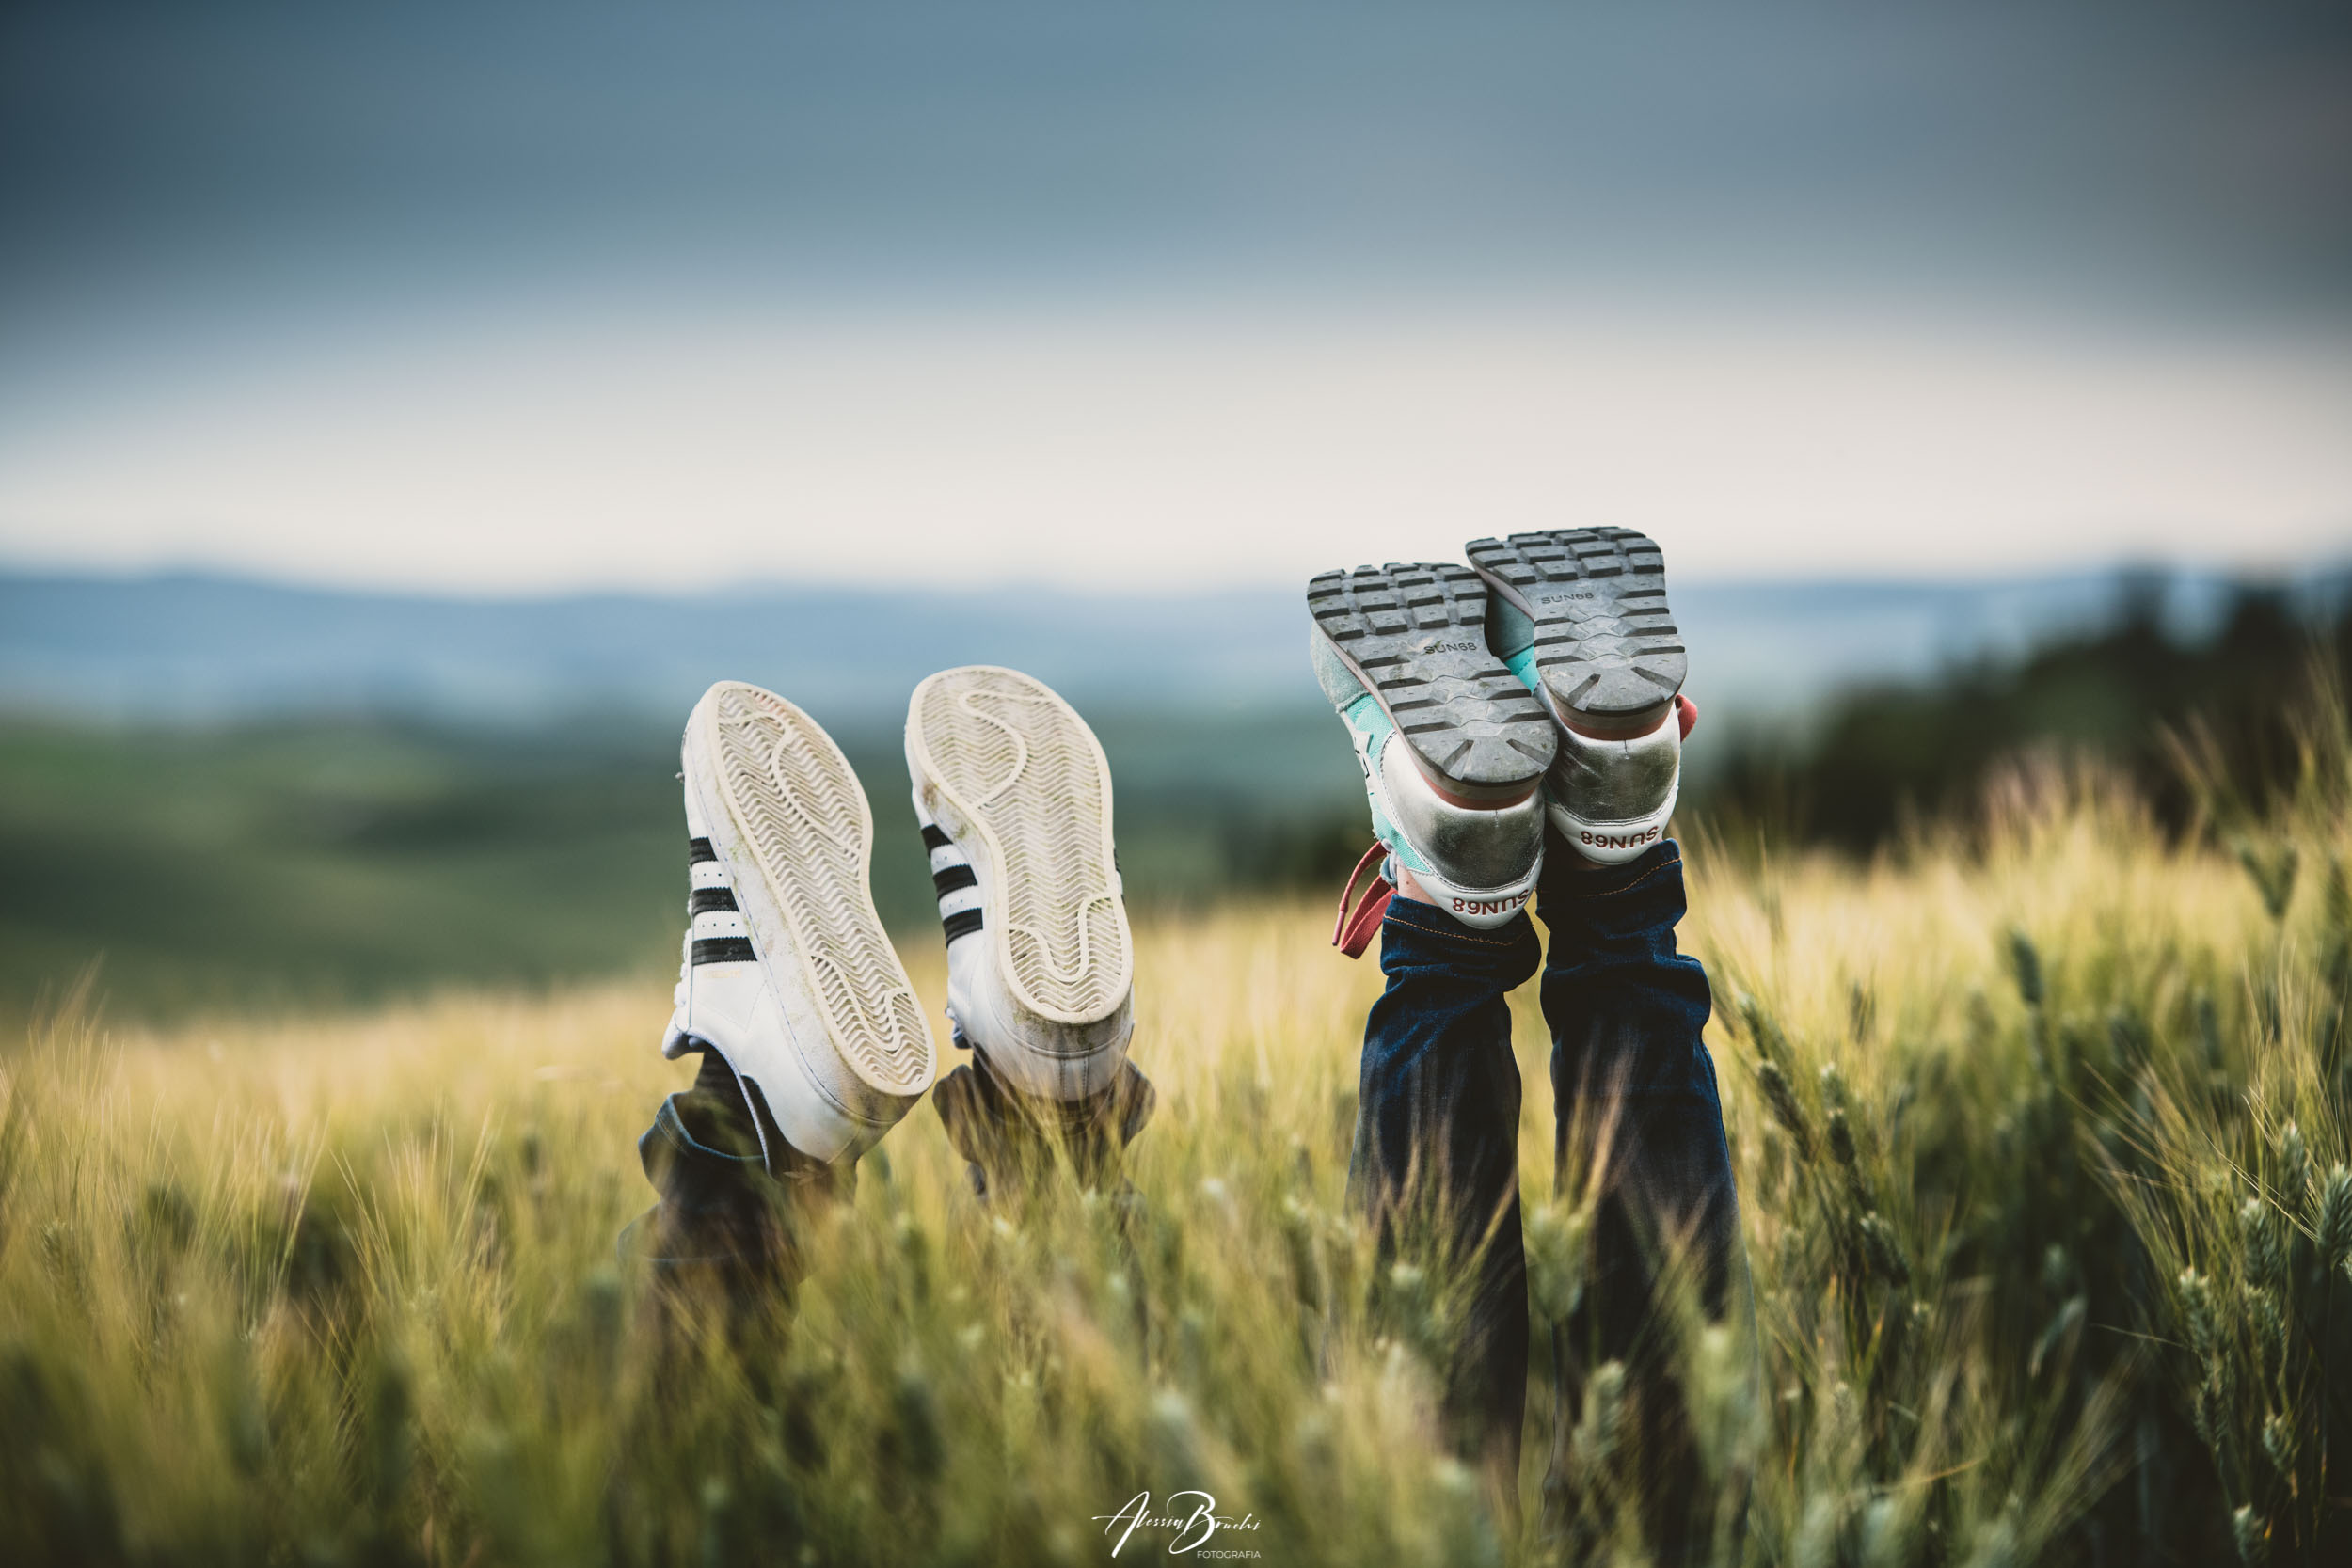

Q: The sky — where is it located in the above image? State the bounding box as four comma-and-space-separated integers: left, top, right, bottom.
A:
3, 1, 2348, 594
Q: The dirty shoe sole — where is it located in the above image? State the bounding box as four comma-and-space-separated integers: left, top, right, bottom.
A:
684, 682, 935, 1132
906, 666, 1133, 1027
1308, 562, 1554, 800
1466, 529, 1687, 732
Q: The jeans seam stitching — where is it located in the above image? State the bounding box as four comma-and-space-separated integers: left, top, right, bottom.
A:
1555, 852, 1681, 901
1383, 907, 1527, 949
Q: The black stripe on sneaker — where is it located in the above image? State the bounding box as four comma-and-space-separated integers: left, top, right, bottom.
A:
931, 863, 978, 895
942, 908, 984, 942
689, 836, 718, 864
691, 936, 756, 965
920, 823, 952, 851
689, 886, 739, 914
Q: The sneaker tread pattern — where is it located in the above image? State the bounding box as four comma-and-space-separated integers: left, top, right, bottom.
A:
1465, 528, 1686, 721
1308, 562, 1553, 790
909, 667, 1132, 1025
708, 683, 931, 1095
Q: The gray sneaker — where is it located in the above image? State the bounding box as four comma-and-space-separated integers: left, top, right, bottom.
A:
1467, 529, 1689, 863
1307, 562, 1553, 928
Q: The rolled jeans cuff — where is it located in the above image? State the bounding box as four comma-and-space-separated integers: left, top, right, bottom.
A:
1534, 839, 1691, 946
1376, 895, 1543, 992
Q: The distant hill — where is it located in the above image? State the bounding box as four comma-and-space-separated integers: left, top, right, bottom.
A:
8, 565, 2332, 736
5, 563, 2344, 1021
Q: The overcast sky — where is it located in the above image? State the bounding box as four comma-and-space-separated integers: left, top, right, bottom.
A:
3, 1, 2348, 592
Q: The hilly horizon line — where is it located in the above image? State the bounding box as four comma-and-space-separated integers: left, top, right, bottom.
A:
8, 558, 2349, 607
5, 561, 2346, 736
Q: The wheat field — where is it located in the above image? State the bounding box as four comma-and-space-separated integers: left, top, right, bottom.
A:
4, 752, 2349, 1565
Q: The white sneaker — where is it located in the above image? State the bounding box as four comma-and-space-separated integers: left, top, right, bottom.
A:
905, 666, 1135, 1102
1467, 529, 1689, 864
662, 680, 935, 1164
1307, 562, 1553, 931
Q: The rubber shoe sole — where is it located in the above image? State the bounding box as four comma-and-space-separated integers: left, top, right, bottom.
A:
1307, 562, 1555, 800
906, 666, 1133, 1027
1466, 528, 1687, 732
684, 682, 934, 1117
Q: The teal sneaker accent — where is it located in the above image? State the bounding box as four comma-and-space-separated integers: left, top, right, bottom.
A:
1486, 593, 1537, 665
1501, 645, 1538, 693
1333, 688, 1438, 880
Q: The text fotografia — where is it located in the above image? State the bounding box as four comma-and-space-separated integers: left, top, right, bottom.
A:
1091, 1491, 1262, 1557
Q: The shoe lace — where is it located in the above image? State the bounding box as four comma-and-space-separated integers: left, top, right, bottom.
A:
1330, 841, 1394, 959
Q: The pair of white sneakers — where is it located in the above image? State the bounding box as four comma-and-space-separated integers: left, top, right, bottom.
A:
663, 667, 1134, 1169
1311, 528, 1696, 949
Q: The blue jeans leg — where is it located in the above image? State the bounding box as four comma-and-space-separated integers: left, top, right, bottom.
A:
1351, 896, 1544, 1473
1537, 836, 1749, 1557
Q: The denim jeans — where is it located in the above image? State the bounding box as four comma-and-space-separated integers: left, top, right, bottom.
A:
1350, 835, 1747, 1550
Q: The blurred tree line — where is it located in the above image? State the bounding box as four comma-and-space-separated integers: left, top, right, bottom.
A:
1695, 578, 2352, 851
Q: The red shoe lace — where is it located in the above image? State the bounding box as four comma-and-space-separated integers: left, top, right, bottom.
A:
1330, 841, 1394, 959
